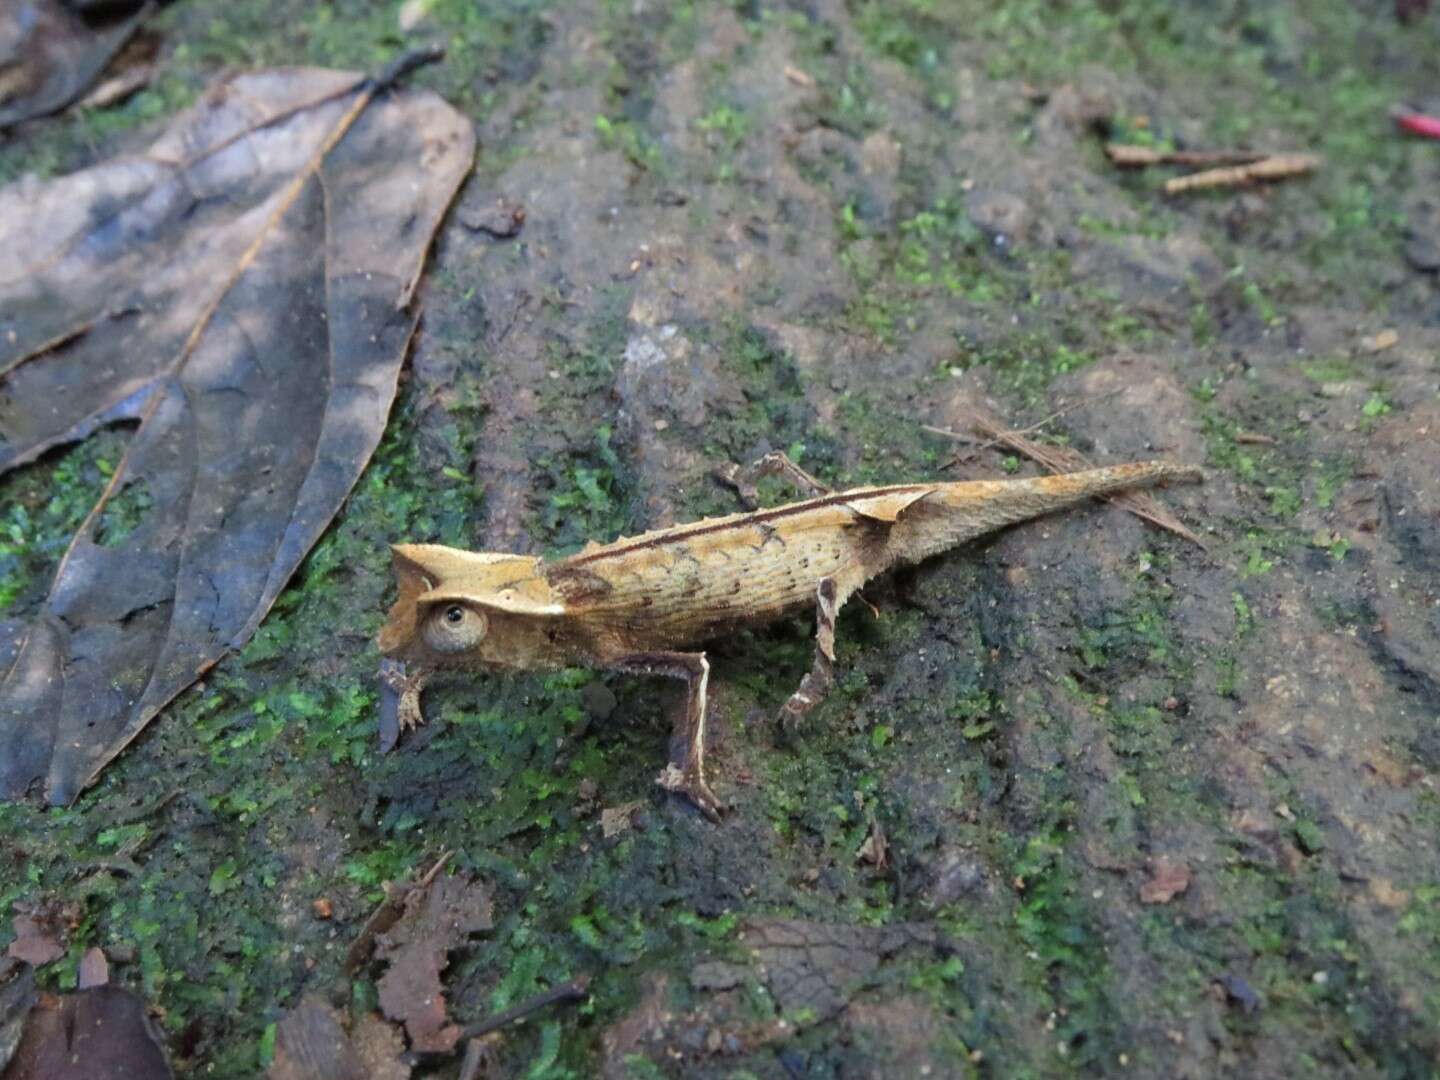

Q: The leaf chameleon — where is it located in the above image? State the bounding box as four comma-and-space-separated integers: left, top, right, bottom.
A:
378, 453, 1201, 820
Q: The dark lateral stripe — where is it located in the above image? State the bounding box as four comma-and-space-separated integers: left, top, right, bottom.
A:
562, 484, 931, 568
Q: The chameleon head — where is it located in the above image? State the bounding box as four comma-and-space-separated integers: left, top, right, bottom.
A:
378, 543, 566, 668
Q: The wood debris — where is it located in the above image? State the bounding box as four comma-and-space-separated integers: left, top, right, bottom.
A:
1104, 144, 1265, 168
1164, 153, 1320, 194
1104, 143, 1320, 194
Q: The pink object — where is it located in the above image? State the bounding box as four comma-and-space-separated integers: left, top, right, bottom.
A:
1395, 109, 1440, 139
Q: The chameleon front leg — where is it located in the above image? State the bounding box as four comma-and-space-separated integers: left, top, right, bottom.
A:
377, 660, 434, 753
380, 660, 432, 731
778, 576, 847, 727
609, 651, 723, 823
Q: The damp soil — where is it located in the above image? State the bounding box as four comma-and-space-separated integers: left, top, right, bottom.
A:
2, 1, 1438, 1077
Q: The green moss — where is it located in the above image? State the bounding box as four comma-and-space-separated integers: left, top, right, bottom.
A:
0, 430, 133, 609
1008, 823, 1119, 1067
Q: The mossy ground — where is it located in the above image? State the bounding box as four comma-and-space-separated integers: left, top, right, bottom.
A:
3, 0, 1439, 1076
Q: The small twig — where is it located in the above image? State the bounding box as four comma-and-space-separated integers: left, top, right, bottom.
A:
1105, 143, 1267, 168
928, 389, 1123, 467
456, 977, 592, 1042
921, 424, 984, 445
110, 788, 182, 827
1164, 154, 1320, 194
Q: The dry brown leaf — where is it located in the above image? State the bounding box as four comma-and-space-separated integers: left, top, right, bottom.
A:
1361, 329, 1399, 353
375, 874, 494, 1053
5, 987, 171, 1079
1368, 877, 1411, 909
0, 57, 473, 804
268, 996, 413, 1080
6, 912, 64, 968
740, 918, 939, 1022
855, 814, 888, 869
600, 800, 644, 838
77, 947, 108, 990
1139, 858, 1191, 904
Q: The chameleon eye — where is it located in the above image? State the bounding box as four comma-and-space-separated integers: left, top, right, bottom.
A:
422, 602, 488, 653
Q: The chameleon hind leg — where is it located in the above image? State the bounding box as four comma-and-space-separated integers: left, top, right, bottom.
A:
714, 449, 831, 508
752, 450, 832, 497
610, 651, 722, 823
778, 576, 854, 727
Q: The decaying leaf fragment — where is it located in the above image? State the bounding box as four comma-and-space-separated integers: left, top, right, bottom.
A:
0, 58, 474, 803
375, 874, 494, 1053
0, 0, 153, 129
4, 986, 172, 1080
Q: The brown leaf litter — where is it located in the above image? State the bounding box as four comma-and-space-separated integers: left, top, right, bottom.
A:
1139, 857, 1192, 904
269, 996, 409, 1080
4, 986, 171, 1079
374, 874, 494, 1053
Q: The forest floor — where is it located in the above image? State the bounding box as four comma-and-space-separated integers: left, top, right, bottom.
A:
2, 1, 1438, 1076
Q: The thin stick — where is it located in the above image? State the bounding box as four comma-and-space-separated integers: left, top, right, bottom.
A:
1164, 154, 1320, 194
456, 977, 592, 1041
927, 388, 1123, 464
1105, 144, 1268, 168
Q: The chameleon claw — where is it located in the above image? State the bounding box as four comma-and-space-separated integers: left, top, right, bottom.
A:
777, 680, 818, 727
380, 662, 431, 732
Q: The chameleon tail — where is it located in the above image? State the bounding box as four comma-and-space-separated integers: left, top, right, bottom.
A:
894, 461, 1202, 564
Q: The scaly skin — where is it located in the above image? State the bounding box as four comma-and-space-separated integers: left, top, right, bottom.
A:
378, 457, 1202, 820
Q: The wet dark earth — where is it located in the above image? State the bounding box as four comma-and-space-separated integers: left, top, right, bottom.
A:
2, 1, 1438, 1076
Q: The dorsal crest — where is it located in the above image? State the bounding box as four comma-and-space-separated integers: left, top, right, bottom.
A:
392, 544, 565, 615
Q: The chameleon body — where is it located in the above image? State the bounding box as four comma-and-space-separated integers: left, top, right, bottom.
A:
378, 456, 1201, 820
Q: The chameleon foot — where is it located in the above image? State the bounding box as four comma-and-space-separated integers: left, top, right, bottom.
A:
657, 762, 724, 823
777, 577, 840, 728
611, 651, 722, 823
